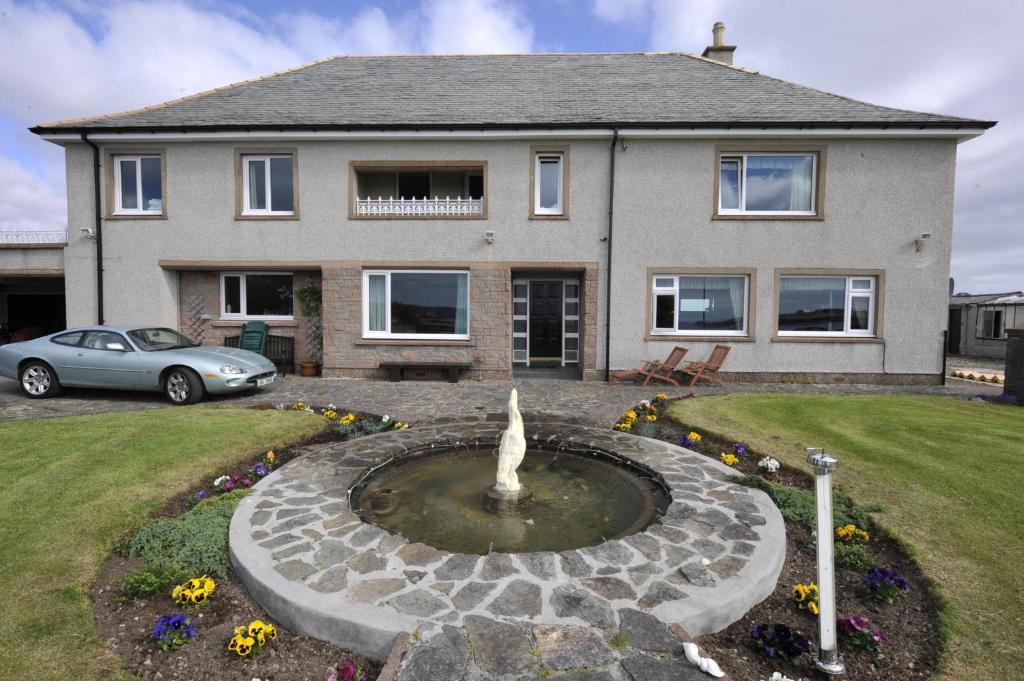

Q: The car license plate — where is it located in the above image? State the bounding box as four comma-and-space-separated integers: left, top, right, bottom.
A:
256, 376, 274, 387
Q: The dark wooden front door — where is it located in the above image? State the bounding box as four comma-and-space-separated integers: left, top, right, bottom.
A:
529, 281, 563, 361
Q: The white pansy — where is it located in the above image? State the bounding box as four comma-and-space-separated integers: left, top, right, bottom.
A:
213, 475, 229, 487
758, 456, 780, 474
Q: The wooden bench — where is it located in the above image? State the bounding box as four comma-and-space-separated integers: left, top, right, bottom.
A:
379, 361, 472, 383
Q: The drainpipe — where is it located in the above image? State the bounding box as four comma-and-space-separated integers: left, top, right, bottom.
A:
604, 129, 619, 382
81, 133, 104, 324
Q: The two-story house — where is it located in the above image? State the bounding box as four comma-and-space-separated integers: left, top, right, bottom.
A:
26, 32, 994, 383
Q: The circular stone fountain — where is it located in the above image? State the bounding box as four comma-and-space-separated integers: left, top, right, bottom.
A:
229, 405, 786, 664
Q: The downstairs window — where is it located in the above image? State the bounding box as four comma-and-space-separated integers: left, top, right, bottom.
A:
363, 270, 469, 339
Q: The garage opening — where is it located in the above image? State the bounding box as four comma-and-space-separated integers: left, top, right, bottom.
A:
0, 277, 66, 344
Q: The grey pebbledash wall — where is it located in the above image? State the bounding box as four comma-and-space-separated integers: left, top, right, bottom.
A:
60, 135, 957, 382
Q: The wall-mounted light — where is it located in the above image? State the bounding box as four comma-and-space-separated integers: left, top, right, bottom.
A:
80, 226, 96, 239
484, 230, 495, 245
914, 232, 932, 252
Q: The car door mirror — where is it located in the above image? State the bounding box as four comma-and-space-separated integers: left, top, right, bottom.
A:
105, 342, 128, 352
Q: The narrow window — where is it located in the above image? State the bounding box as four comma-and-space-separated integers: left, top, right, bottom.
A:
242, 154, 295, 215
113, 155, 163, 214
778, 275, 876, 336
718, 153, 817, 215
363, 270, 470, 339
534, 152, 564, 216
651, 275, 748, 336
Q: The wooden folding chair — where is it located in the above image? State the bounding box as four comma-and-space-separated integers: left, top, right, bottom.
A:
610, 346, 688, 387
680, 345, 731, 387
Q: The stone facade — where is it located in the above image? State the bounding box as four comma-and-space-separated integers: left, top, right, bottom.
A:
321, 262, 599, 381
178, 270, 322, 372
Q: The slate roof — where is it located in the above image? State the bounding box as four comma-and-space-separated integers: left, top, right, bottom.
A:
32, 52, 995, 132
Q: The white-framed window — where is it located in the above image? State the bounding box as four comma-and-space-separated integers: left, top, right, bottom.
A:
363, 270, 470, 340
651, 274, 749, 336
719, 153, 817, 215
220, 272, 294, 319
778, 275, 876, 336
534, 152, 564, 215
242, 154, 294, 215
113, 155, 162, 214
978, 309, 1005, 339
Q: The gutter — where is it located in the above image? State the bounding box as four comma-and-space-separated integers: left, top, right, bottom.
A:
604, 129, 619, 381
81, 133, 104, 324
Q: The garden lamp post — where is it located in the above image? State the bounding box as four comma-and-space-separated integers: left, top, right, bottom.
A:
807, 447, 846, 675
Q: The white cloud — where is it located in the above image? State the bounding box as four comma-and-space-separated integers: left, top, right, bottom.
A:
0, 153, 67, 228
421, 0, 533, 54
591, 0, 650, 24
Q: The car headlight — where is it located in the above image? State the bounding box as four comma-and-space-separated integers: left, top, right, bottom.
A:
220, 365, 247, 375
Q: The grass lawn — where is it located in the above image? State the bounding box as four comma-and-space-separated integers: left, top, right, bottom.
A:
668, 394, 1024, 681
0, 407, 328, 681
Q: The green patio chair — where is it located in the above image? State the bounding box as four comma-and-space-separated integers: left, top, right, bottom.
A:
238, 321, 269, 356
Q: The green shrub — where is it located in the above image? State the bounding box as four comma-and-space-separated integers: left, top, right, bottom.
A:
834, 542, 876, 571
735, 475, 883, 530
127, 490, 251, 577
636, 422, 657, 438
117, 563, 190, 602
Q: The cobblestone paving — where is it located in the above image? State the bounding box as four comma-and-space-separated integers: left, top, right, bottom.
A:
230, 418, 785, 680
0, 373, 1002, 423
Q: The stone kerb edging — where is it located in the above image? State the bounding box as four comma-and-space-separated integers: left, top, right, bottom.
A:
229, 417, 785, 661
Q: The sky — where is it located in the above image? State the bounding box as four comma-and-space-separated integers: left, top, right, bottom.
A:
0, 0, 1019, 293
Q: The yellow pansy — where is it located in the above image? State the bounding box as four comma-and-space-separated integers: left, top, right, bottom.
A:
688, 431, 702, 442
266, 451, 276, 462
720, 453, 739, 466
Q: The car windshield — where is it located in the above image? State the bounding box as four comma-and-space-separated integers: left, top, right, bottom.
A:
127, 328, 198, 351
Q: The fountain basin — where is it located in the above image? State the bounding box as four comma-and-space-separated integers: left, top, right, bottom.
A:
229, 417, 786, 661
351, 445, 670, 554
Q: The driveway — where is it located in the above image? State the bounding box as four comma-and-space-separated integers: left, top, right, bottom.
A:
0, 374, 1002, 424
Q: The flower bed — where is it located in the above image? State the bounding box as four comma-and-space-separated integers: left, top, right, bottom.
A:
613, 394, 944, 680
92, 404, 385, 681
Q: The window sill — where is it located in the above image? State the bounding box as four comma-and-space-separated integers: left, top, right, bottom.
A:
645, 334, 755, 343
712, 213, 824, 221
355, 338, 474, 347
771, 335, 883, 344
213, 320, 298, 327
107, 213, 166, 220
529, 214, 569, 221
236, 214, 300, 221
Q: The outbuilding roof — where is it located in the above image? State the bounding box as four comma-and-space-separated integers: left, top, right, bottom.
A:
31, 52, 995, 133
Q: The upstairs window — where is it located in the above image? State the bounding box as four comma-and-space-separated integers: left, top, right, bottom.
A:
241, 153, 295, 216
778, 275, 876, 336
531, 148, 568, 218
652, 274, 749, 336
718, 152, 818, 216
221, 273, 294, 319
113, 155, 163, 215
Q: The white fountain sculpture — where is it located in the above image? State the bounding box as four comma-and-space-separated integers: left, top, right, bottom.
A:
494, 387, 527, 493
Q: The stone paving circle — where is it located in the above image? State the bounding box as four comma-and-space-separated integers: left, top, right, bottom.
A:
229, 414, 785, 676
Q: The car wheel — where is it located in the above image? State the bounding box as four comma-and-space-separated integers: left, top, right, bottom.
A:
20, 361, 62, 399
164, 367, 204, 405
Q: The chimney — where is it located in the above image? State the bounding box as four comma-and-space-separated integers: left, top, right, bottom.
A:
701, 21, 736, 64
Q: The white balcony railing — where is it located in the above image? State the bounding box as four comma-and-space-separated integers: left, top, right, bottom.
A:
0, 229, 67, 245
356, 196, 484, 217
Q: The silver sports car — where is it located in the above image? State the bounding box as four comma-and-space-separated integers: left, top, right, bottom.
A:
0, 326, 276, 404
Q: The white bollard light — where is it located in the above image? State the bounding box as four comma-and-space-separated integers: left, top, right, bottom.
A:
807, 447, 845, 675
